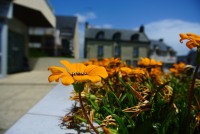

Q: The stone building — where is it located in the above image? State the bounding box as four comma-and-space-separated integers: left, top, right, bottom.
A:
150, 39, 177, 70
84, 24, 150, 66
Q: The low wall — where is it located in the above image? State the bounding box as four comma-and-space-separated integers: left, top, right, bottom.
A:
29, 57, 88, 71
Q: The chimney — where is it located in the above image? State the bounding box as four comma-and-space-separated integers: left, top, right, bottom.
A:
139, 25, 144, 33
159, 38, 163, 42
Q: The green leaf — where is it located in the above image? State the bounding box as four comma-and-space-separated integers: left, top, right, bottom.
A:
107, 92, 121, 107
126, 93, 134, 106
89, 99, 99, 111
112, 114, 129, 134
102, 97, 107, 106
118, 77, 137, 104
94, 118, 102, 125
133, 120, 155, 134
74, 115, 87, 123
103, 106, 114, 115
154, 81, 170, 108
120, 93, 127, 103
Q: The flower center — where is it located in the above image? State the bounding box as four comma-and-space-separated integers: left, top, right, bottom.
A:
71, 72, 88, 77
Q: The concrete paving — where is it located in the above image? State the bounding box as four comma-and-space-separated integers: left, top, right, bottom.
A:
0, 57, 87, 134
0, 70, 56, 134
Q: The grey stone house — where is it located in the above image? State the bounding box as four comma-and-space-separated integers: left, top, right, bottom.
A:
150, 39, 177, 70
84, 24, 150, 66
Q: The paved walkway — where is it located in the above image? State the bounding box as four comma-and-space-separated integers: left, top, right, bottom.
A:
0, 57, 87, 134
0, 70, 56, 134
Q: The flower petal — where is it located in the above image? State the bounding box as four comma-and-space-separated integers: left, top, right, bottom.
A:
61, 75, 74, 85
48, 66, 67, 73
187, 33, 200, 38
48, 74, 62, 82
85, 65, 108, 79
73, 75, 90, 82
120, 67, 132, 74
179, 33, 188, 43
87, 75, 101, 83
74, 63, 86, 72
60, 60, 74, 72
186, 41, 196, 49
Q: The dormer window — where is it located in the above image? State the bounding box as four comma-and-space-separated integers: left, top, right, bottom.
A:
96, 31, 104, 39
153, 45, 160, 55
113, 32, 121, 41
153, 45, 159, 50
131, 34, 139, 41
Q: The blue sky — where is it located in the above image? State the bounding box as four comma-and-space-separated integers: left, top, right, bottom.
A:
50, 0, 200, 57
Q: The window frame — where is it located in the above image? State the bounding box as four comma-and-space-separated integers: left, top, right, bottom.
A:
97, 45, 104, 57
133, 47, 139, 58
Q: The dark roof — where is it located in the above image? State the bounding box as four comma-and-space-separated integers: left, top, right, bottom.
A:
56, 15, 77, 37
177, 55, 187, 63
85, 27, 149, 42
150, 39, 176, 52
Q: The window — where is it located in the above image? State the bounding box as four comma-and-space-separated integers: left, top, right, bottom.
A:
131, 34, 139, 41
114, 46, 120, 57
169, 50, 176, 56
156, 49, 160, 55
133, 47, 139, 58
114, 43, 120, 58
98, 45, 103, 57
133, 60, 138, 67
126, 60, 131, 66
113, 32, 121, 41
96, 31, 104, 39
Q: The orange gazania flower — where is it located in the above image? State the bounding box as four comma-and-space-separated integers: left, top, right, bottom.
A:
179, 33, 200, 49
169, 62, 186, 76
150, 67, 162, 78
120, 67, 133, 76
48, 60, 108, 85
137, 58, 162, 67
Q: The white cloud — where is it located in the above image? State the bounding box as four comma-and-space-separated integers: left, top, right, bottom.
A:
75, 12, 96, 24
144, 19, 200, 56
92, 24, 113, 29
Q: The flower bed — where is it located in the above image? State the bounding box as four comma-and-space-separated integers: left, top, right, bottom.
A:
48, 33, 200, 134
6, 33, 200, 134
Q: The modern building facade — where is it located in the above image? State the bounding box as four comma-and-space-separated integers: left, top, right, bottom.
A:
149, 39, 177, 70
0, 0, 55, 77
56, 16, 79, 58
29, 15, 79, 58
84, 24, 150, 66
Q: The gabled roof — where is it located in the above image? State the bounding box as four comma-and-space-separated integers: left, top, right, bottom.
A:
85, 27, 149, 42
150, 39, 176, 52
56, 15, 77, 37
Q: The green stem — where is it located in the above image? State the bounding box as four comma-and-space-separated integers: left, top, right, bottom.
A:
78, 92, 99, 134
185, 65, 199, 134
